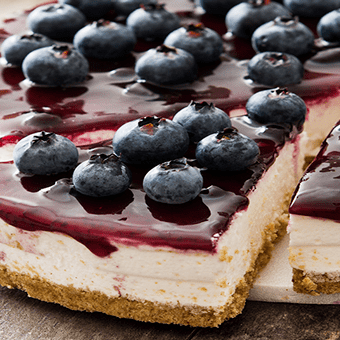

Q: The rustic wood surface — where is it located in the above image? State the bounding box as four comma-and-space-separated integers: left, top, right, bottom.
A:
2, 1, 340, 339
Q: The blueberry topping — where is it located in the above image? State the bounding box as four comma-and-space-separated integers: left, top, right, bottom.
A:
72, 153, 132, 197
251, 16, 315, 57
13, 131, 79, 175
112, 116, 190, 165
135, 45, 198, 85
173, 101, 232, 143
163, 23, 223, 64
143, 158, 203, 204
317, 9, 340, 43
246, 88, 307, 128
27, 4, 86, 41
126, 3, 180, 41
195, 127, 260, 171
225, 0, 291, 39
22, 44, 89, 86
283, 0, 340, 18
73, 20, 136, 59
1, 33, 54, 66
58, 0, 113, 20
247, 51, 304, 87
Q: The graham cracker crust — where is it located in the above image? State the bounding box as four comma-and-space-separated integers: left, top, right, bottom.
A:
0, 212, 288, 327
292, 269, 340, 296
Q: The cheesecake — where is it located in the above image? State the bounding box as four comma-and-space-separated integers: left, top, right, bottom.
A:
0, 0, 340, 328
289, 120, 340, 296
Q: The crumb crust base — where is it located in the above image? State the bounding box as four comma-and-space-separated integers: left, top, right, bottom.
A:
292, 269, 340, 296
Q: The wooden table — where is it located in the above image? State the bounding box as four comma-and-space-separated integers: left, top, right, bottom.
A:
1, 1, 340, 339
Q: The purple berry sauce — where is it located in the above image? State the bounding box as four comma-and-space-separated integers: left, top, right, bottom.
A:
290, 121, 340, 222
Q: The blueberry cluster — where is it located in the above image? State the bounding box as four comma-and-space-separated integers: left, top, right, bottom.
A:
222, 0, 340, 86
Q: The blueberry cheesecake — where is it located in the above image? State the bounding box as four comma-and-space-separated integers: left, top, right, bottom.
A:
289, 121, 340, 296
0, 0, 340, 328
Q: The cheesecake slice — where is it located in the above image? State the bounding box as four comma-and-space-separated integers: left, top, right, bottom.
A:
289, 120, 340, 296
0, 116, 305, 327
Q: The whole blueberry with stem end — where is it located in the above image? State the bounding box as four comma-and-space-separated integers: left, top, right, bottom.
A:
246, 88, 307, 129
135, 45, 197, 86
13, 131, 78, 175
225, 0, 291, 40
247, 51, 304, 87
195, 127, 260, 172
73, 20, 136, 59
163, 23, 223, 64
317, 9, 340, 43
143, 158, 203, 204
126, 3, 180, 41
22, 45, 89, 87
27, 4, 86, 41
58, 0, 113, 20
251, 16, 315, 57
112, 116, 190, 165
1, 33, 54, 67
283, 0, 340, 18
72, 153, 132, 197
173, 101, 232, 143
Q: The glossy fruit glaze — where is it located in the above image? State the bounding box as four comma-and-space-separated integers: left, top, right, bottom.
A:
0, 0, 340, 256
289, 120, 340, 222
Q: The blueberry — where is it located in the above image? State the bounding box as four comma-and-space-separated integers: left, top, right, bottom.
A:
73, 153, 132, 197
112, 0, 153, 17
143, 158, 203, 204
22, 45, 89, 86
283, 0, 340, 18
135, 45, 197, 85
58, 0, 113, 20
195, 127, 260, 171
13, 131, 78, 175
126, 3, 180, 41
112, 116, 190, 165
246, 88, 307, 128
247, 51, 304, 87
73, 20, 136, 59
1, 33, 54, 67
225, 0, 291, 39
317, 9, 340, 43
163, 23, 223, 64
172, 101, 231, 143
251, 16, 315, 57
199, 0, 244, 17
27, 4, 86, 41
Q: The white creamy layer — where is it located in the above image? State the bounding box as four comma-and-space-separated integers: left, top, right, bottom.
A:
303, 95, 340, 158
289, 215, 340, 277
0, 140, 301, 310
